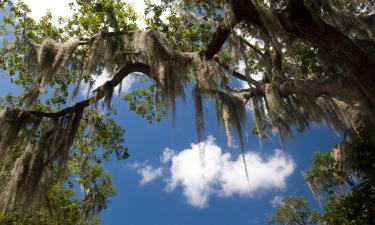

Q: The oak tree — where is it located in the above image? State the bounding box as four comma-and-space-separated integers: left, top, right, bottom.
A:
1, 0, 375, 223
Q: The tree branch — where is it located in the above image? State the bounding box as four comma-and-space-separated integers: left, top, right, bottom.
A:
237, 78, 349, 103
279, 1, 375, 106
213, 56, 261, 87
278, 79, 344, 98
224, 0, 375, 108
78, 30, 133, 45
27, 62, 150, 118
200, 2, 238, 59
239, 36, 266, 59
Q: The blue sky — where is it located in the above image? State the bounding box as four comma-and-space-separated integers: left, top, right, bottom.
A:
0, 69, 341, 225
96, 83, 340, 225
0, 1, 343, 224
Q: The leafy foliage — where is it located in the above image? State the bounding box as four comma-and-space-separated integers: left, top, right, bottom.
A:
268, 196, 321, 225
1, 0, 375, 224
322, 179, 375, 225
124, 84, 167, 123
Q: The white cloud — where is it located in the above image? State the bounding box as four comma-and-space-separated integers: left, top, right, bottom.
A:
160, 148, 176, 164
134, 136, 295, 208
271, 195, 283, 207
135, 164, 164, 186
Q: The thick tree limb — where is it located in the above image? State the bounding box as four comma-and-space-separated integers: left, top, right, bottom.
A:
27, 63, 150, 118
200, 2, 238, 59
278, 79, 346, 98
280, 1, 375, 106
236, 78, 350, 104
25, 0, 375, 119
78, 30, 133, 45
223, 0, 375, 108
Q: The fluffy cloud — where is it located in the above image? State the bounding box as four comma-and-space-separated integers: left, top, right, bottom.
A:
134, 136, 295, 208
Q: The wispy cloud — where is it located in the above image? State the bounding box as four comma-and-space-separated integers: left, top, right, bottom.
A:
131, 162, 164, 186
132, 136, 295, 208
160, 148, 176, 164
270, 195, 283, 207
136, 165, 164, 186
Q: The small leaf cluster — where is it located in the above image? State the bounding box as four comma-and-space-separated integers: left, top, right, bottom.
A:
124, 85, 167, 123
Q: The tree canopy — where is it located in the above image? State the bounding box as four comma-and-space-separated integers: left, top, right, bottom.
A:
268, 196, 321, 225
0, 0, 375, 224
